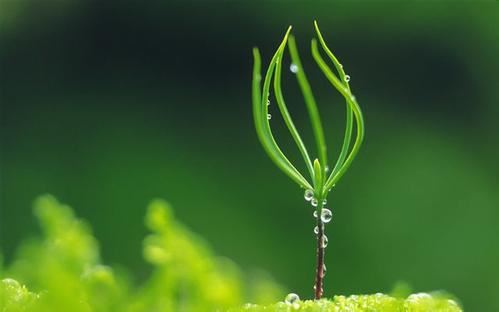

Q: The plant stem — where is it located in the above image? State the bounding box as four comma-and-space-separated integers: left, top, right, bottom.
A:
314, 205, 325, 299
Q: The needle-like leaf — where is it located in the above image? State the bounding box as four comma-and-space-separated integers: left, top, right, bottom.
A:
252, 27, 313, 190
274, 38, 314, 179
313, 21, 354, 180
310, 38, 364, 193
288, 35, 328, 171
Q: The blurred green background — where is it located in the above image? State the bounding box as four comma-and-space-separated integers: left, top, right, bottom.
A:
1, 1, 498, 311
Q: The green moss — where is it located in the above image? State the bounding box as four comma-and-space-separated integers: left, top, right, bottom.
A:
231, 294, 462, 312
1, 195, 284, 311
0, 196, 462, 311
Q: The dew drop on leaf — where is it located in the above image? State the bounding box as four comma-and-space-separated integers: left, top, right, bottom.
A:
267, 99, 270, 106
289, 63, 299, 74
345, 75, 351, 82
267, 114, 272, 120
321, 208, 332, 223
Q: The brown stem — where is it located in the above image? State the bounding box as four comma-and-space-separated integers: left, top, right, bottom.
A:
314, 213, 325, 299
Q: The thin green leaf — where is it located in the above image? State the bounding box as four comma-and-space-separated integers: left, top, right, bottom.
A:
252, 28, 313, 190
313, 159, 323, 195
273, 39, 314, 179
310, 39, 364, 193
313, 21, 354, 180
288, 35, 328, 171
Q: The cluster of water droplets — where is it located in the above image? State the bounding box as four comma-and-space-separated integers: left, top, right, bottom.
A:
304, 189, 333, 250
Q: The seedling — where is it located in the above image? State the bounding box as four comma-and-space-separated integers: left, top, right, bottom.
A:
252, 21, 365, 299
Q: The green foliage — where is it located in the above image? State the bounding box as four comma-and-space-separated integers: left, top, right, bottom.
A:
230, 294, 461, 312
0, 195, 285, 311
0, 196, 463, 311
252, 21, 364, 202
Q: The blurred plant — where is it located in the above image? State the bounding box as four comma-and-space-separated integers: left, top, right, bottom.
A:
252, 21, 364, 299
0, 195, 285, 311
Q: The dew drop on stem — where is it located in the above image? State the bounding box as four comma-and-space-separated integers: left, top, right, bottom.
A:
321, 235, 329, 248
314, 226, 319, 235
304, 190, 314, 202
345, 75, 351, 82
290, 63, 299, 74
267, 114, 272, 120
321, 208, 332, 223
311, 198, 318, 207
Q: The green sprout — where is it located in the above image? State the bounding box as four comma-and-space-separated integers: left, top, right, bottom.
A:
252, 21, 365, 299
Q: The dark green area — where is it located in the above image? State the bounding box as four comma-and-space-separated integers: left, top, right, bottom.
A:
1, 1, 498, 311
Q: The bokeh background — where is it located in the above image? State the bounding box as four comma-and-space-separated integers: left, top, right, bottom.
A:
1, 1, 498, 311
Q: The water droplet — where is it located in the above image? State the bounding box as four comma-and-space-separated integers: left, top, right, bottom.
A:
311, 198, 318, 207
304, 189, 314, 201
320, 268, 326, 278
313, 210, 318, 218
322, 199, 327, 206
344, 75, 351, 82
321, 235, 328, 248
267, 114, 272, 120
321, 208, 332, 223
267, 99, 270, 106
285, 293, 300, 304
323, 264, 327, 272
289, 63, 299, 74
313, 226, 319, 235
325, 165, 330, 172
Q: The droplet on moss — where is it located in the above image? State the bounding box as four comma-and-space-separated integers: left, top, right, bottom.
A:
285, 293, 300, 305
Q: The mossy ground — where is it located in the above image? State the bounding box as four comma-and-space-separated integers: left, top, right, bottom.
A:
0, 196, 462, 311
232, 294, 461, 312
